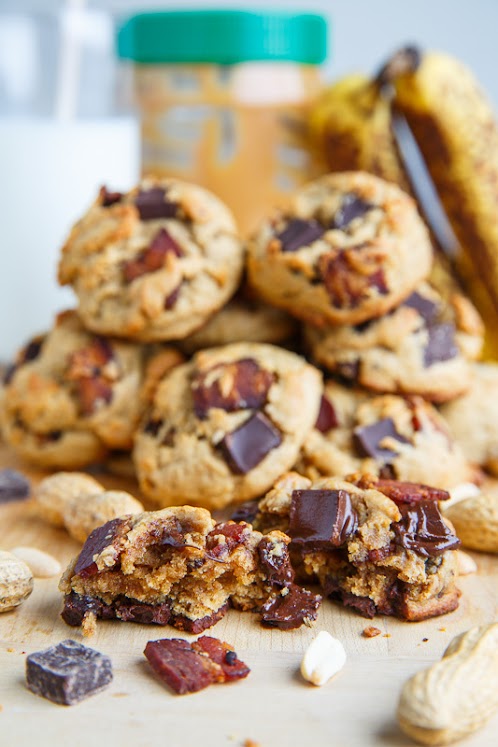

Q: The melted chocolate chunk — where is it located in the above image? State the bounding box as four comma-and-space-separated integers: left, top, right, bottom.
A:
340, 592, 377, 619
354, 418, 409, 461
392, 500, 460, 557
123, 228, 182, 283
331, 193, 374, 229
26, 639, 113, 706
99, 186, 123, 207
289, 489, 358, 550
260, 585, 322, 630
220, 412, 282, 474
314, 395, 339, 433
192, 358, 274, 419
403, 292, 439, 323
276, 218, 324, 253
0, 468, 30, 503
135, 188, 178, 220
257, 536, 295, 588
74, 517, 130, 577
424, 323, 459, 367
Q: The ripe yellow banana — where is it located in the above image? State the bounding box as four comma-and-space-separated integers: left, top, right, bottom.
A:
386, 48, 498, 357
309, 72, 410, 190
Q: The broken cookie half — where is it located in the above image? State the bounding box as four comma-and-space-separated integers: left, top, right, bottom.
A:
59, 505, 321, 633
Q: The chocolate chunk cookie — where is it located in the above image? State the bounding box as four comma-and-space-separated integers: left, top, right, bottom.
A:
58, 178, 244, 341
133, 342, 322, 510
247, 172, 432, 327
0, 310, 182, 469
255, 472, 460, 621
179, 295, 297, 355
296, 381, 472, 489
305, 283, 483, 402
60, 506, 321, 633
441, 363, 498, 475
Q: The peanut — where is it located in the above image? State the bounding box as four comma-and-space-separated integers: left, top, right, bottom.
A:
63, 490, 144, 543
0, 551, 34, 612
33, 472, 103, 528
11, 546, 61, 578
445, 492, 498, 553
397, 624, 498, 745
300, 630, 346, 686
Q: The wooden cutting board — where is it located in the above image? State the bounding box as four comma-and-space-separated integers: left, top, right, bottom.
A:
1, 443, 497, 747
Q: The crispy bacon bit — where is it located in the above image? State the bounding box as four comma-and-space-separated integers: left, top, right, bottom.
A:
99, 186, 123, 207
123, 228, 182, 283
314, 395, 339, 433
164, 283, 182, 310
351, 474, 450, 504
192, 358, 274, 419
143, 636, 249, 694
74, 518, 130, 578
206, 522, 248, 560
318, 248, 388, 309
66, 338, 116, 415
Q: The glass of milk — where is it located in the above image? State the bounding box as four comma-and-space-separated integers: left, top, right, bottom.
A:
0, 3, 139, 361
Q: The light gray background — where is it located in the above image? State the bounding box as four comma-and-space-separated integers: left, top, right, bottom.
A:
3, 0, 497, 103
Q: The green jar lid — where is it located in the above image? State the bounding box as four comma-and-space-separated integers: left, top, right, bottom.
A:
116, 10, 328, 65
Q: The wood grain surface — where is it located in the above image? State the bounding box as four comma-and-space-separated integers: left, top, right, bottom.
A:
1, 444, 497, 747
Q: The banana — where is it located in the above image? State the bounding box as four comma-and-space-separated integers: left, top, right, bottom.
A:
309, 72, 410, 189
385, 48, 498, 357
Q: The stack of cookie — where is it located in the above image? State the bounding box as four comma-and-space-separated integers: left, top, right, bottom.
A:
1, 170, 482, 624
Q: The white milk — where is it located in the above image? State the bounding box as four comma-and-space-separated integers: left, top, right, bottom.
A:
0, 116, 139, 361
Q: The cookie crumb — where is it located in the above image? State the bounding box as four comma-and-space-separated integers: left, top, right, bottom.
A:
243, 741, 261, 747
383, 633, 391, 638
362, 626, 381, 638
422, 637, 429, 642
439, 627, 446, 632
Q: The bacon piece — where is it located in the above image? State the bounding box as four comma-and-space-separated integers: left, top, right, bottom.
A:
192, 358, 274, 419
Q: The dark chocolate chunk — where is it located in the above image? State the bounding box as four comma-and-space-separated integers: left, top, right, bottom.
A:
335, 359, 360, 382
2, 364, 16, 385
403, 291, 439, 323
331, 193, 374, 229
220, 412, 282, 474
144, 636, 249, 695
99, 186, 123, 207
353, 475, 450, 504
392, 500, 460, 557
74, 517, 130, 577
123, 228, 182, 283
368, 269, 389, 295
144, 418, 163, 436
340, 592, 377, 619
353, 418, 409, 461
192, 358, 274, 419
289, 489, 358, 550
26, 639, 113, 705
135, 187, 178, 220
0, 468, 30, 503
314, 395, 339, 433
423, 323, 459, 366
276, 218, 324, 253
23, 338, 45, 363
260, 584, 322, 630
257, 536, 295, 588
230, 500, 259, 525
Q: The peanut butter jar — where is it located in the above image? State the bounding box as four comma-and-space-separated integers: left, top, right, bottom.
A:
117, 10, 328, 235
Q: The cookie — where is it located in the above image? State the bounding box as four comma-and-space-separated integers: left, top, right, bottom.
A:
60, 506, 321, 633
440, 363, 498, 475
0, 311, 182, 469
305, 283, 483, 402
58, 178, 244, 341
179, 295, 297, 355
133, 342, 322, 510
297, 381, 472, 489
247, 171, 432, 327
255, 472, 460, 621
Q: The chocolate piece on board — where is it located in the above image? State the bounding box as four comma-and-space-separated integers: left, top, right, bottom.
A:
26, 639, 112, 705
